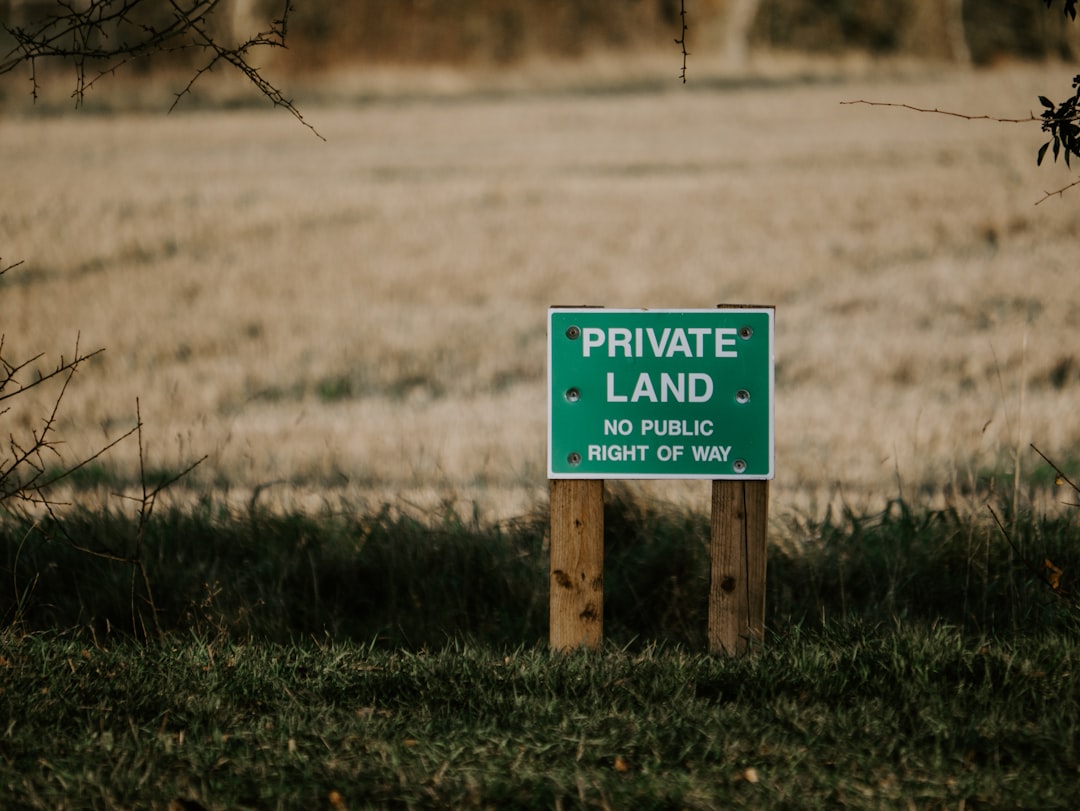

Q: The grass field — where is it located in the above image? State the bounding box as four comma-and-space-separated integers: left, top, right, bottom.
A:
3, 58, 1080, 522
3, 492, 1080, 809
4, 627, 1080, 810
4, 51, 1080, 811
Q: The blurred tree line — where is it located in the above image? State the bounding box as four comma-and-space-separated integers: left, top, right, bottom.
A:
270, 0, 1080, 68
757, 0, 1079, 64
5, 0, 1076, 75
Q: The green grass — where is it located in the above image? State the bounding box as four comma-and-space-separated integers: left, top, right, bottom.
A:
2, 492, 1079, 808
2, 627, 1079, 809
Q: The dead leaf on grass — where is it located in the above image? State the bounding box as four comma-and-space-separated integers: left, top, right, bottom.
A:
1044, 558, 1064, 590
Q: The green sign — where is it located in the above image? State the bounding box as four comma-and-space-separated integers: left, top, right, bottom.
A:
548, 308, 774, 479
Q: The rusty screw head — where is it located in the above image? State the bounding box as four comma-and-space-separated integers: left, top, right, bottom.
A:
566, 325, 581, 340
567, 452, 582, 466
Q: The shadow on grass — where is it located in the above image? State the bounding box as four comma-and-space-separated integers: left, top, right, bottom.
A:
2, 490, 1078, 647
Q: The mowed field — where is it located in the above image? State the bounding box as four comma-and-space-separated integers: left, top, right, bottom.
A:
3, 60, 1080, 522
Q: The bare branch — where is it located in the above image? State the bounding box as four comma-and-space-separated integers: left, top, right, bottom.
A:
34, 422, 140, 494
0, 342, 105, 405
1030, 443, 1080, 497
162, 0, 324, 139
1036, 176, 1080, 204
0, 333, 110, 506
673, 0, 689, 84
840, 99, 1038, 124
843, 98, 1080, 202
1, 0, 320, 137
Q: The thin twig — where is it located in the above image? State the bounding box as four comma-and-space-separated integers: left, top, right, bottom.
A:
841, 99, 1038, 124
1036, 176, 1080, 204
0, 258, 24, 276
674, 0, 688, 84
35, 425, 139, 493
842, 99, 1080, 202
988, 504, 1072, 597
1030, 443, 1080, 497
0, 345, 105, 404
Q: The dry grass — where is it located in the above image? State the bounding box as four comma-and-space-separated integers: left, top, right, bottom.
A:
3, 57, 1079, 521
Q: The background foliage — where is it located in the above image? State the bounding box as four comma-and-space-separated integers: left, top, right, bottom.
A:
4, 0, 1080, 73
274, 0, 1080, 66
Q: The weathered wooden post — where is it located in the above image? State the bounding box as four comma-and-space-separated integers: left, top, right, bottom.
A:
548, 479, 605, 650
708, 479, 769, 655
548, 306, 774, 654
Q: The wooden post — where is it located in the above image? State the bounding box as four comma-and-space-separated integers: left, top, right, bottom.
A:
549, 478, 604, 650
708, 479, 769, 655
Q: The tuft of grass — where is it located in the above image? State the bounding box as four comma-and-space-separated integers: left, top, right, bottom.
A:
769, 497, 1080, 637
315, 374, 355, 403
